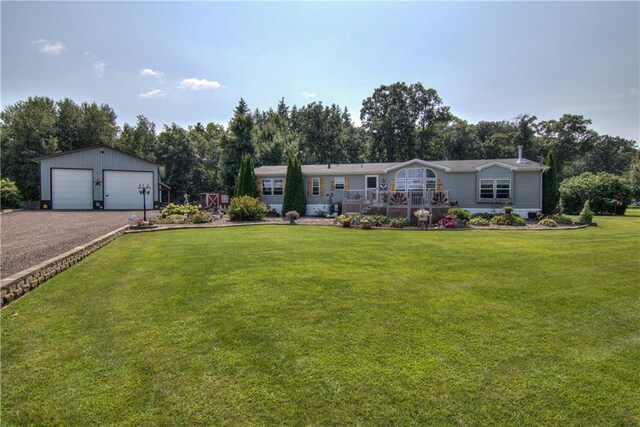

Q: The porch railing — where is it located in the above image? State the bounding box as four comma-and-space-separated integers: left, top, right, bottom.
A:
342, 189, 452, 215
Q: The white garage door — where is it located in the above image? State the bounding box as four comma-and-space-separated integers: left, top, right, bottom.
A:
104, 171, 153, 210
52, 168, 93, 210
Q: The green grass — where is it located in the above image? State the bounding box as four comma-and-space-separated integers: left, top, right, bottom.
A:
2, 212, 639, 425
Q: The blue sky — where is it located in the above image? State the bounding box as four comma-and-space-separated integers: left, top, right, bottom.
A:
2, 1, 639, 142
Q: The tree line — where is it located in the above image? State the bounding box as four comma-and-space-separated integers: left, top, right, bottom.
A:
1, 82, 638, 202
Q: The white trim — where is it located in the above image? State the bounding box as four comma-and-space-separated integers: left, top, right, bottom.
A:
475, 162, 518, 171
311, 177, 321, 196
384, 158, 451, 173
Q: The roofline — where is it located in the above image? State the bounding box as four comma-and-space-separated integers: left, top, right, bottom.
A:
32, 144, 161, 167
383, 159, 451, 173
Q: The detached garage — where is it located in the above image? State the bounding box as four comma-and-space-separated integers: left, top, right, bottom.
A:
34, 145, 163, 210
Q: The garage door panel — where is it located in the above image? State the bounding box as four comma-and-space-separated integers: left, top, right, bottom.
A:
104, 171, 153, 210
52, 169, 93, 209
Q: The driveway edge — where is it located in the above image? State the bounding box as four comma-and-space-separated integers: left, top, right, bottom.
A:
1, 225, 130, 308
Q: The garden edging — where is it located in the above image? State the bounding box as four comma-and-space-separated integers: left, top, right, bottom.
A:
1, 225, 130, 308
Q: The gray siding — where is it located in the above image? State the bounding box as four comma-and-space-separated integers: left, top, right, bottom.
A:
39, 147, 159, 204
514, 171, 543, 209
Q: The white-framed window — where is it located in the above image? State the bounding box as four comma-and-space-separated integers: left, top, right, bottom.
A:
334, 177, 345, 190
395, 167, 437, 191
261, 178, 284, 196
479, 179, 511, 199
311, 177, 320, 196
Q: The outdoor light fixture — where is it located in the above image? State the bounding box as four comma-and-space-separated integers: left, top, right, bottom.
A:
138, 183, 151, 221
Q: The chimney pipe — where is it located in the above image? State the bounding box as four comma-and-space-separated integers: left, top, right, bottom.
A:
516, 145, 525, 163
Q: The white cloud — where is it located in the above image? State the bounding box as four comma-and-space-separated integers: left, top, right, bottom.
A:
140, 68, 163, 78
31, 39, 66, 55
179, 78, 222, 90
139, 89, 167, 99
93, 60, 107, 77
302, 91, 317, 98
613, 87, 639, 99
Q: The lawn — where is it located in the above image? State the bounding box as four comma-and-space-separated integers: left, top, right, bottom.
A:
2, 212, 639, 425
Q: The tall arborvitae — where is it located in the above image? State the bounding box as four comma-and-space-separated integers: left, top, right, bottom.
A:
282, 155, 306, 216
543, 150, 560, 214
234, 153, 257, 197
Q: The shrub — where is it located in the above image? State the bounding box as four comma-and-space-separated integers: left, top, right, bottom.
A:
284, 210, 300, 220
471, 212, 493, 220
156, 214, 189, 224
337, 215, 353, 225
227, 196, 268, 221
578, 200, 594, 225
560, 172, 633, 215
538, 218, 558, 227
490, 214, 526, 226
160, 203, 199, 218
437, 214, 456, 228
550, 214, 573, 225
390, 217, 408, 228
0, 178, 22, 209
468, 217, 489, 226
192, 212, 213, 223
447, 207, 470, 221
503, 205, 514, 215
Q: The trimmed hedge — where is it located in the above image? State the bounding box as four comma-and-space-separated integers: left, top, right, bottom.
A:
538, 218, 558, 227
468, 217, 490, 226
560, 172, 633, 215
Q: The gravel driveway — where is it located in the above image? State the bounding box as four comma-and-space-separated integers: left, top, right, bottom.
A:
1, 210, 155, 278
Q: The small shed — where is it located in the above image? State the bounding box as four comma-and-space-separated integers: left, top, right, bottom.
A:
198, 192, 229, 210
34, 145, 163, 210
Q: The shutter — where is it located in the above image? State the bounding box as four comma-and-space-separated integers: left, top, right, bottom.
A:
307, 178, 312, 195
391, 180, 396, 192
256, 178, 262, 195
345, 177, 350, 190
436, 178, 442, 192
320, 178, 325, 195
330, 178, 335, 191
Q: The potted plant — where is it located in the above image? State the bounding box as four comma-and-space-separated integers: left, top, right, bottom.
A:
284, 210, 300, 224
414, 208, 431, 229
337, 214, 353, 228
360, 217, 372, 230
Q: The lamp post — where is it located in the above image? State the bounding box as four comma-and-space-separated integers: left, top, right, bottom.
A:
138, 183, 150, 221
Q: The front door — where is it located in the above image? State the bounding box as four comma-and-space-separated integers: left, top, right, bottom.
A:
365, 175, 378, 201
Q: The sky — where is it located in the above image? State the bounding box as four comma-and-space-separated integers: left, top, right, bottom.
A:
1, 1, 639, 142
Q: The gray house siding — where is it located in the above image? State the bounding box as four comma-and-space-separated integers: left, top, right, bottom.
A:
38, 146, 159, 208
513, 171, 543, 210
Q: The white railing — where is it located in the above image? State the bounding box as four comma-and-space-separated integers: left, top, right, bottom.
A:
342, 189, 451, 214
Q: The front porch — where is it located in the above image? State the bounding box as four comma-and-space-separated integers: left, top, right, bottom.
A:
342, 189, 457, 223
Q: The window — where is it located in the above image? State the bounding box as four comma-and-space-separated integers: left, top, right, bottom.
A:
394, 168, 437, 191
261, 178, 283, 196
312, 177, 320, 196
334, 177, 345, 190
479, 179, 511, 199
496, 179, 511, 199
262, 179, 273, 196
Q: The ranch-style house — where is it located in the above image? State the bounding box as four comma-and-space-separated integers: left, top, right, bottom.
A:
255, 146, 549, 219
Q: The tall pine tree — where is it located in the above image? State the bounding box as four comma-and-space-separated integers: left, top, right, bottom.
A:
282, 155, 306, 216
543, 150, 560, 214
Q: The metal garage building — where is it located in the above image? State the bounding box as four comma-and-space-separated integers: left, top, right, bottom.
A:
34, 145, 163, 210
